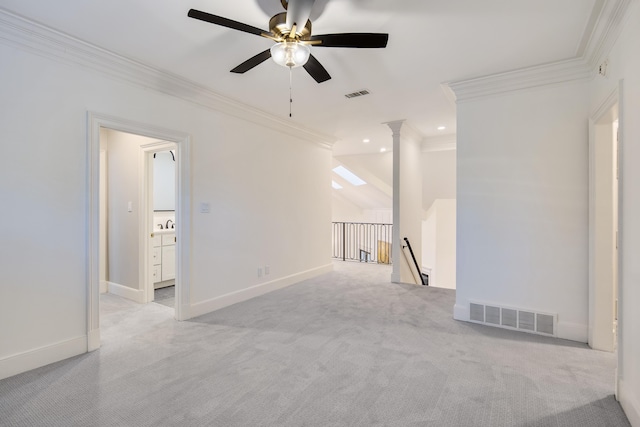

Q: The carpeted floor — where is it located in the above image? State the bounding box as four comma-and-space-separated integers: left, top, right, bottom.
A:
153, 285, 175, 308
0, 261, 630, 426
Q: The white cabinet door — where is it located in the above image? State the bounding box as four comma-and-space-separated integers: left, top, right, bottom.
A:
161, 245, 175, 281
152, 265, 161, 283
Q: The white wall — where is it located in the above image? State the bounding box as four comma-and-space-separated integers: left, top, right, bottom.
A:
0, 37, 332, 378
331, 194, 364, 223
363, 208, 392, 224
105, 130, 159, 290
422, 199, 456, 289
589, 2, 640, 424
455, 81, 590, 342
153, 150, 175, 212
422, 205, 437, 277
422, 149, 456, 211
335, 152, 393, 190
394, 126, 424, 285
331, 154, 392, 217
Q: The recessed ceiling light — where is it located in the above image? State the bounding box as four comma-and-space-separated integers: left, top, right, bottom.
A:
437, 126, 446, 131
380, 148, 387, 153
332, 180, 343, 190
332, 166, 366, 186
363, 139, 370, 143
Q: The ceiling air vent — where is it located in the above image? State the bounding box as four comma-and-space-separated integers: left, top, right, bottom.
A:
345, 89, 370, 99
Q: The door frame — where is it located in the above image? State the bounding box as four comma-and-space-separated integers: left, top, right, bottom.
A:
87, 112, 191, 351
588, 80, 623, 395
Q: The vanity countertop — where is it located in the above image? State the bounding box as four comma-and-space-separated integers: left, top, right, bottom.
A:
153, 229, 175, 236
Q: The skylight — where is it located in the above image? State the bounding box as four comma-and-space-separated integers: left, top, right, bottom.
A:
332, 166, 366, 186
332, 180, 343, 190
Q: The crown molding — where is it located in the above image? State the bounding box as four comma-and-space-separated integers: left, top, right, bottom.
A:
0, 8, 335, 150
443, 57, 592, 103
422, 134, 457, 152
583, 0, 633, 68
443, 0, 633, 103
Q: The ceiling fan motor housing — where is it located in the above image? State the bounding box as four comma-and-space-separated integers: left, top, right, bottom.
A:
269, 12, 312, 40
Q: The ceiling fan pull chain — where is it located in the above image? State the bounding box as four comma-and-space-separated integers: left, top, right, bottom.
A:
289, 66, 293, 118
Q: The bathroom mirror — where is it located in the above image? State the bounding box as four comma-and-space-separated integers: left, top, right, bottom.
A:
153, 150, 175, 211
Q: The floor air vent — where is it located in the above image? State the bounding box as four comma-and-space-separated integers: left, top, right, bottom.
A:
501, 308, 517, 328
519, 311, 535, 331
470, 303, 484, 322
485, 306, 500, 325
537, 313, 554, 335
468, 302, 556, 337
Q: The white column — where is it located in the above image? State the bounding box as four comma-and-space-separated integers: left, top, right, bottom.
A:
386, 120, 405, 283
385, 120, 424, 285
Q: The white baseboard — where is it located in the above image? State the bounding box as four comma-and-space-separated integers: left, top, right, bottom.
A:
99, 280, 107, 294
431, 282, 456, 290
620, 379, 640, 427
87, 328, 100, 352
107, 281, 145, 304
0, 336, 87, 380
189, 264, 333, 319
453, 303, 469, 321
556, 321, 588, 343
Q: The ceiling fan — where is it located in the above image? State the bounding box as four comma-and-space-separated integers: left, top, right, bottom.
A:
187, 0, 389, 84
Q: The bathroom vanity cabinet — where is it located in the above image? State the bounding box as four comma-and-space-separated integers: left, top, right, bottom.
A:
152, 232, 175, 288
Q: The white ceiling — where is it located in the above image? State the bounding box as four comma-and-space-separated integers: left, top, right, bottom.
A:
0, 0, 598, 155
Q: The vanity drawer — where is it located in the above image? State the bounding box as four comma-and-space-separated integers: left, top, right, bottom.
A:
152, 235, 161, 247
162, 234, 175, 246
152, 247, 161, 265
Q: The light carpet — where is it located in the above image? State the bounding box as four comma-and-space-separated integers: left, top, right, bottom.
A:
0, 261, 630, 426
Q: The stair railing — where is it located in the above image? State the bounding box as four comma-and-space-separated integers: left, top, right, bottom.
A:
403, 237, 428, 286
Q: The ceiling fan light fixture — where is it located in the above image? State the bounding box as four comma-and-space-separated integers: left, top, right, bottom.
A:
270, 41, 310, 68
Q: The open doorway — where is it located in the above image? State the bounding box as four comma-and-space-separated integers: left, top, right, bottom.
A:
87, 113, 191, 352
589, 91, 620, 355
148, 146, 178, 309
99, 129, 177, 309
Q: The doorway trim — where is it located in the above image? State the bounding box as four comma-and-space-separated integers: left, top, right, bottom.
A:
87, 112, 191, 351
588, 80, 623, 394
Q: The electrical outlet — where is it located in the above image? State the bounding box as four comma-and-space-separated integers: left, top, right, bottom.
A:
264, 266, 270, 275
257, 267, 263, 278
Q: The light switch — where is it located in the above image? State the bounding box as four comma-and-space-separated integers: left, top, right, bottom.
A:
127, 201, 133, 212
200, 202, 210, 213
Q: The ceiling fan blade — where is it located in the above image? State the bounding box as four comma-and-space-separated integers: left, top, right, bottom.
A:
309, 33, 389, 48
230, 49, 272, 74
285, 0, 316, 33
188, 9, 268, 37
303, 54, 331, 83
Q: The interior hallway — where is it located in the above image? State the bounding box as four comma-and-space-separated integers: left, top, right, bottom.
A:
0, 262, 629, 426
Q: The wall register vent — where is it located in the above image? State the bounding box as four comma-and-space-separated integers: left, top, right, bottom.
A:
345, 89, 370, 99
468, 302, 557, 337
